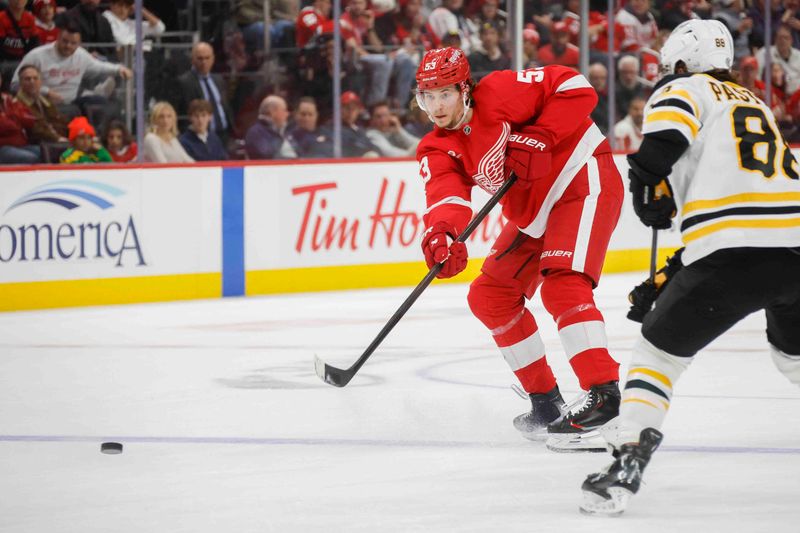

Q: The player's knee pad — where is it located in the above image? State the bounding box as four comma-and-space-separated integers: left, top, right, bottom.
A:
467, 274, 525, 328
770, 344, 800, 387
629, 335, 692, 381
539, 269, 597, 322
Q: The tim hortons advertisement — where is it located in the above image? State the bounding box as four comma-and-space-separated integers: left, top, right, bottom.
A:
0, 166, 221, 283
244, 161, 506, 270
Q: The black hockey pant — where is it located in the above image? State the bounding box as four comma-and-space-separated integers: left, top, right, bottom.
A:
642, 247, 800, 358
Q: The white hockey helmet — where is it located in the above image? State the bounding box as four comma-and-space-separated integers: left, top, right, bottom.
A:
659, 19, 734, 76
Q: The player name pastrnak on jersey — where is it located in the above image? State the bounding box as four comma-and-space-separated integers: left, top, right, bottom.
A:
643, 73, 800, 265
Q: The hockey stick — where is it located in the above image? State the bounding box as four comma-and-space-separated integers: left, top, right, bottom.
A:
649, 228, 658, 281
314, 173, 518, 387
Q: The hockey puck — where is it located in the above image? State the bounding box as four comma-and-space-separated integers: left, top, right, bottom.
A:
100, 442, 123, 454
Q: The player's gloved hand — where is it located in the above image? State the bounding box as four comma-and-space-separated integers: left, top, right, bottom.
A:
627, 248, 684, 322
504, 128, 553, 188
628, 157, 677, 230
421, 221, 468, 279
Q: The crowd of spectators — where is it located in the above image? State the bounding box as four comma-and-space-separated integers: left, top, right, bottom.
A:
2, 0, 800, 165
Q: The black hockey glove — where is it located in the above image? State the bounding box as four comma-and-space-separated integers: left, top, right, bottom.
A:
627, 248, 684, 322
628, 159, 677, 230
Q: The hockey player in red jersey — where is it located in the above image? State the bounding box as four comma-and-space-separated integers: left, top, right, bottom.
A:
415, 47, 623, 451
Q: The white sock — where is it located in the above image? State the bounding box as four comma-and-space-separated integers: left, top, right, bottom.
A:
604, 335, 692, 448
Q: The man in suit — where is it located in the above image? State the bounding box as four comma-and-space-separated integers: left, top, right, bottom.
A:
172, 41, 233, 143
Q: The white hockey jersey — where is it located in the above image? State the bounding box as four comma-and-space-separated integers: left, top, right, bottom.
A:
643, 73, 800, 265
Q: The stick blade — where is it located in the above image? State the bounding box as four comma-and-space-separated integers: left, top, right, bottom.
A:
314, 354, 352, 388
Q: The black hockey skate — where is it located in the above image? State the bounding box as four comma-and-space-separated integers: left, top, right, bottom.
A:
545, 381, 621, 452
579, 427, 663, 516
513, 386, 565, 441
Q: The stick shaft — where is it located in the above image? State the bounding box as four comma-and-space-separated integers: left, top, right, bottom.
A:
330, 175, 518, 382
649, 228, 658, 281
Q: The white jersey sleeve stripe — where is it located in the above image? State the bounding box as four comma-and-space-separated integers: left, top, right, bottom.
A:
555, 74, 592, 93
424, 195, 472, 214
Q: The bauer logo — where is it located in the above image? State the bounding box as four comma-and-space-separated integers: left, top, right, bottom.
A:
0, 179, 146, 266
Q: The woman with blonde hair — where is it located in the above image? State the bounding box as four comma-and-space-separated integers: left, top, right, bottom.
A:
142, 101, 194, 163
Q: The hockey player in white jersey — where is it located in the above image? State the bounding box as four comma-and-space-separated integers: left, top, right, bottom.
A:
580, 19, 800, 515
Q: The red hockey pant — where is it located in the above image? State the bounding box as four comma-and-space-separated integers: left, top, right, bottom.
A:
467, 154, 622, 393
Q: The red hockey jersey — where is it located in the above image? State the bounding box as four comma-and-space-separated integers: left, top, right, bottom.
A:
417, 65, 609, 238
295, 6, 329, 48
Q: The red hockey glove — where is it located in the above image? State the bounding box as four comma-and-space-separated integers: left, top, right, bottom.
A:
504, 129, 553, 188
421, 221, 468, 279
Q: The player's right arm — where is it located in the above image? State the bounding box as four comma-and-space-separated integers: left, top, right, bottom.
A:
630, 76, 703, 184
627, 76, 704, 228
417, 140, 473, 278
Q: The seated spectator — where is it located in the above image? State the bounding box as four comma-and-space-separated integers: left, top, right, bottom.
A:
296, 0, 332, 49
0, 72, 39, 165
640, 29, 669, 85
428, 0, 480, 54
179, 99, 228, 161
0, 0, 39, 90
468, 23, 510, 80
235, 0, 297, 54
60, 116, 112, 163
56, 0, 115, 58
374, 0, 434, 63
11, 22, 132, 119
33, 0, 59, 45
473, 0, 507, 42
614, 96, 646, 152
366, 101, 420, 156
563, 0, 624, 63
103, 119, 137, 162
103, 0, 165, 46
404, 98, 433, 138
340, 0, 416, 108
171, 42, 234, 142
756, 24, 800, 95
15, 63, 68, 143
245, 95, 301, 159
142, 101, 194, 163
288, 96, 330, 158
738, 55, 785, 120
658, 0, 699, 31
330, 90, 380, 157
617, 0, 659, 53
522, 24, 540, 69
759, 61, 790, 123
713, 0, 752, 63
616, 55, 646, 120
588, 62, 611, 134
538, 21, 579, 68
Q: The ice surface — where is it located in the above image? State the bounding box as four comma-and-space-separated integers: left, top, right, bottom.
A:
1, 273, 798, 532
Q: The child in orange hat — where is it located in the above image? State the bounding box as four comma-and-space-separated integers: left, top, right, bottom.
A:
60, 116, 113, 163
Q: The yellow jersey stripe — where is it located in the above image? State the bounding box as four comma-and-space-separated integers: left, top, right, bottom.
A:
645, 110, 700, 138
654, 88, 700, 116
684, 192, 800, 215
628, 367, 673, 388
683, 217, 800, 243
